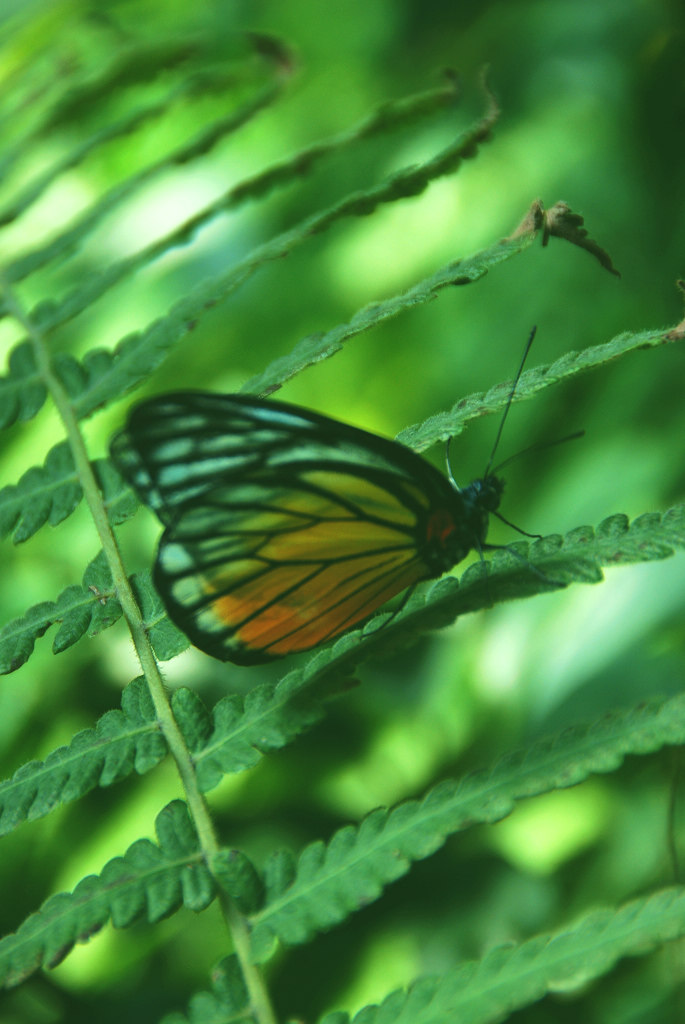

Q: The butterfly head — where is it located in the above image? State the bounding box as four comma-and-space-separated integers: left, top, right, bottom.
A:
460, 472, 504, 543
421, 471, 505, 578
468, 473, 505, 514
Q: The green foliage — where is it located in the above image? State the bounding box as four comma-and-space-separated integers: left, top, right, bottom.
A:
0, 441, 80, 541
186, 678, 326, 792
1, 3, 683, 1024
160, 955, 250, 1024
0, 342, 46, 427
0, 551, 120, 672
398, 327, 677, 450
0, 678, 166, 835
316, 887, 685, 1024
247, 691, 685, 961
0, 801, 214, 987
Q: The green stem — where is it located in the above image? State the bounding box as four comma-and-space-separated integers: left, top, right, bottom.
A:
1, 278, 277, 1024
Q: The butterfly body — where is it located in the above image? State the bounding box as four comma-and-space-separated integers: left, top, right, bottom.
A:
111, 392, 504, 664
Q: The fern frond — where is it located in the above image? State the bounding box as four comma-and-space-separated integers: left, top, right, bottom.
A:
399, 325, 684, 450
6, 71, 455, 293
0, 27, 285, 229
449, 503, 685, 605
0, 441, 81, 542
48, 105, 498, 417
0, 801, 213, 988
4, 116, 629, 438
0, 340, 47, 428
96, 458, 139, 527
129, 570, 188, 661
372, 505, 685, 662
0, 36, 203, 193
0, 62, 278, 237
11, 320, 670, 548
186, 676, 325, 792
0, 227, 534, 500
317, 886, 685, 1024
2, 79, 487, 420
248, 690, 685, 959
0, 555, 190, 672
243, 234, 534, 397
0, 550, 119, 673
125, 507, 683, 793
159, 955, 250, 1024
0, 678, 165, 837
6, 76, 282, 296
213, 850, 265, 915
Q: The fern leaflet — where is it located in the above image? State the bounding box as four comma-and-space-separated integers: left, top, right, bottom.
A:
248, 690, 685, 958
0, 678, 165, 837
317, 887, 685, 1024
0, 801, 213, 988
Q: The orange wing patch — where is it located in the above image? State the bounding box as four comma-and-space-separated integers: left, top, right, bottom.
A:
158, 475, 435, 660
205, 548, 426, 657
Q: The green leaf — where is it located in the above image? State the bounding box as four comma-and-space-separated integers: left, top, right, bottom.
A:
0, 550, 120, 673
0, 84, 494, 430
0, 801, 214, 988
0, 50, 272, 233
1, 31, 286, 276
243, 235, 534, 398
10, 73, 282, 323
398, 326, 684, 451
159, 955, 251, 1024
317, 887, 685, 1024
0, 678, 165, 837
192, 676, 325, 792
262, 849, 297, 903
95, 458, 139, 526
130, 570, 189, 661
212, 850, 265, 915
249, 690, 685, 958
7, 74, 455, 299
62, 99, 499, 419
0, 442, 81, 542
0, 447, 136, 543
173, 689, 213, 753
0, 37, 202, 196
0, 341, 47, 428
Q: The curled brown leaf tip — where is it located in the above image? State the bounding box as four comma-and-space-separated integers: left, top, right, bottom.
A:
505, 200, 619, 276
542, 202, 621, 277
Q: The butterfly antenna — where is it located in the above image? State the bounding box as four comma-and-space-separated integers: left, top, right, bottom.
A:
483, 325, 537, 478
492, 429, 585, 475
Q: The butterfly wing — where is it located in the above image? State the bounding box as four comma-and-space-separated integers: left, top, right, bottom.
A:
157, 473, 437, 662
111, 392, 475, 663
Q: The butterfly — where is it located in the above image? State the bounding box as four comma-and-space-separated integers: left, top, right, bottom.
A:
109, 390, 510, 664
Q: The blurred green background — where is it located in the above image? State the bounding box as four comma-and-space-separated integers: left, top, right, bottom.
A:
0, 0, 684, 1021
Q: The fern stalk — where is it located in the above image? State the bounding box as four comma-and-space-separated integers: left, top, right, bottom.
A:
0, 274, 277, 1024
